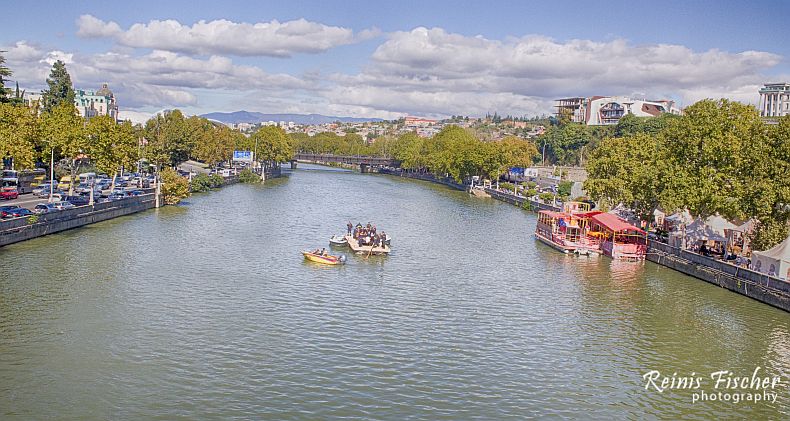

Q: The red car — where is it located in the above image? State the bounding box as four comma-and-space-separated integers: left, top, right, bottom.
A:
0, 187, 19, 200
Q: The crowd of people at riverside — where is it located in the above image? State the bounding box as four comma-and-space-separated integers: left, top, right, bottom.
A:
347, 222, 388, 248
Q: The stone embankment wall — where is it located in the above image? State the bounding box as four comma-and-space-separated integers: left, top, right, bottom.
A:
377, 168, 467, 191
0, 194, 159, 247
648, 241, 790, 312
484, 188, 562, 212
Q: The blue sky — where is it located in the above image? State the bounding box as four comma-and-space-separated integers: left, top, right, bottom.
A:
2, 0, 788, 122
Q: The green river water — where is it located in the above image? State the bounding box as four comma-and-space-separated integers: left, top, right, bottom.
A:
1, 165, 788, 419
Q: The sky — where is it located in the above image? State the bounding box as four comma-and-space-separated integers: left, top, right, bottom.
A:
2, 0, 789, 123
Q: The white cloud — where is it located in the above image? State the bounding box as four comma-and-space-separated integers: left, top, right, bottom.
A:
76, 14, 122, 38
76, 15, 377, 57
5, 25, 783, 119
332, 27, 781, 115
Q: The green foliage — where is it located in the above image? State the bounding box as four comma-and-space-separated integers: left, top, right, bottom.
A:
499, 182, 515, 191
85, 115, 138, 177
27, 214, 39, 225
0, 103, 40, 169
526, 189, 538, 197
41, 60, 75, 113
585, 100, 790, 250
251, 125, 293, 163
537, 123, 613, 165
614, 113, 678, 138
557, 181, 573, 199
238, 168, 260, 183
209, 174, 224, 187
539, 192, 555, 204
0, 51, 13, 102
751, 219, 789, 252
190, 173, 213, 192
160, 168, 190, 205
526, 181, 537, 189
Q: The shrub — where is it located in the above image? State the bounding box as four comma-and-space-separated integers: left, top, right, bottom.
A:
160, 168, 190, 205
238, 168, 260, 183
539, 192, 555, 204
526, 181, 537, 189
558, 180, 573, 197
191, 173, 212, 192
209, 174, 224, 188
499, 182, 515, 191
526, 189, 538, 197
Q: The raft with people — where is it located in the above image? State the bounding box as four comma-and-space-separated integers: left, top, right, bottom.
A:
344, 221, 391, 255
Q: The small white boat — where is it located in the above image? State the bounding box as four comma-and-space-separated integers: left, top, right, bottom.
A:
329, 235, 348, 246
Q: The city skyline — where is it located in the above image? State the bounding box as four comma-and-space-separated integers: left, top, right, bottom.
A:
2, 0, 789, 123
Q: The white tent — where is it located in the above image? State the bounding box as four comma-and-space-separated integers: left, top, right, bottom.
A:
666, 210, 693, 225
685, 214, 737, 243
752, 235, 790, 280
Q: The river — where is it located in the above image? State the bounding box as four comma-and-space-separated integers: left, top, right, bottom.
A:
1, 165, 788, 419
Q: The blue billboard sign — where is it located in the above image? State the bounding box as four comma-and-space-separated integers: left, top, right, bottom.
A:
509, 167, 525, 175
233, 150, 253, 161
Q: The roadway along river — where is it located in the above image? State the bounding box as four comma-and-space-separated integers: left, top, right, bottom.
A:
1, 165, 789, 419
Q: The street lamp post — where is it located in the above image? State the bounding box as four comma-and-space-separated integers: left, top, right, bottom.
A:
49, 146, 54, 203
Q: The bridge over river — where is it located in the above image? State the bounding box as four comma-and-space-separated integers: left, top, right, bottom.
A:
292, 152, 398, 172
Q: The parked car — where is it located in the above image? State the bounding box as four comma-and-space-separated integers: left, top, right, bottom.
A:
32, 182, 59, 196
1, 207, 33, 218
111, 187, 126, 196
96, 180, 112, 191
128, 190, 145, 196
108, 193, 127, 201
35, 188, 64, 198
33, 203, 61, 214
0, 187, 19, 200
62, 195, 90, 206
75, 183, 102, 195
115, 179, 129, 187
53, 201, 76, 210
1, 205, 18, 215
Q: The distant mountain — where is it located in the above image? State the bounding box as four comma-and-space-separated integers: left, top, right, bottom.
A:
200, 111, 384, 125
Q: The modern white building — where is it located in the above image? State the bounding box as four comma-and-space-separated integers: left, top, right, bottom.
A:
758, 83, 790, 118
555, 96, 681, 125
74, 83, 118, 120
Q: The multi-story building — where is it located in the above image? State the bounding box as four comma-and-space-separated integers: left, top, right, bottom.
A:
74, 83, 118, 120
554, 96, 681, 125
758, 83, 790, 118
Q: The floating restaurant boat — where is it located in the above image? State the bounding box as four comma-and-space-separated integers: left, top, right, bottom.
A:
344, 234, 391, 255
302, 251, 346, 265
587, 213, 647, 260
534, 202, 601, 255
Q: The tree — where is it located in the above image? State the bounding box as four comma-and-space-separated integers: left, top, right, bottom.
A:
0, 103, 40, 169
584, 133, 668, 218
40, 103, 85, 193
41, 60, 75, 113
251, 125, 293, 163
660, 99, 768, 220
160, 167, 190, 205
484, 136, 539, 180
0, 51, 13, 103
85, 115, 138, 183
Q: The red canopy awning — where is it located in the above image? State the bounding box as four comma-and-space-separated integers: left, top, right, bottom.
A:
591, 212, 645, 235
